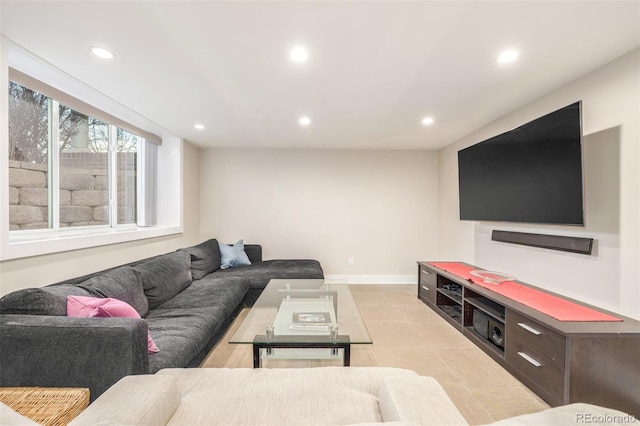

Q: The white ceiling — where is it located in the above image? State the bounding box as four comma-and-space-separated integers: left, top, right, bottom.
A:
2, 1, 639, 150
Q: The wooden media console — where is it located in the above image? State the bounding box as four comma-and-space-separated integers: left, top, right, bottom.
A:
417, 261, 640, 416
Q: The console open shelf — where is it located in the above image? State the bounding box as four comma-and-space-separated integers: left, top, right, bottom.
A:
464, 288, 505, 321
438, 304, 462, 323
435, 275, 463, 325
417, 261, 640, 418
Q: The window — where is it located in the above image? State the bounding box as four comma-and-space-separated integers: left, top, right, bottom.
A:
8, 80, 151, 232
2, 51, 180, 261
116, 129, 138, 225
8, 82, 49, 230
58, 106, 110, 228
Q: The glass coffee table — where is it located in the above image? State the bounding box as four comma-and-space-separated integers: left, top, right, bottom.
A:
230, 279, 372, 367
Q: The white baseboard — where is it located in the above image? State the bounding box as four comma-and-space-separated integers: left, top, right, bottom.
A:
324, 275, 417, 285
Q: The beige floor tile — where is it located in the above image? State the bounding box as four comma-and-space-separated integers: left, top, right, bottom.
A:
399, 304, 444, 323
440, 382, 496, 425
468, 386, 550, 421
365, 321, 427, 346
435, 348, 524, 388
350, 344, 378, 367
350, 284, 418, 305
373, 346, 460, 386
358, 305, 409, 324
413, 327, 477, 349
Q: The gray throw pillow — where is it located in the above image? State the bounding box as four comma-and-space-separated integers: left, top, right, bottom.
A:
134, 251, 192, 310
219, 240, 252, 269
180, 239, 222, 280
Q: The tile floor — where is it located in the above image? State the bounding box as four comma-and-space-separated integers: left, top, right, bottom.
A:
201, 284, 549, 425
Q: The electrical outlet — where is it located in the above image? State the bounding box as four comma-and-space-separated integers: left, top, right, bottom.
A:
348, 257, 355, 266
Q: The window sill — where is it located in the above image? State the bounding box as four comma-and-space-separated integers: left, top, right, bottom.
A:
1, 226, 182, 261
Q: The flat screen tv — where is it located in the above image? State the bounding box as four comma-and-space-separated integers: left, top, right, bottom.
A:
458, 101, 584, 225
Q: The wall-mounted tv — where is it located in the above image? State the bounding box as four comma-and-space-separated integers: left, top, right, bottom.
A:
458, 101, 584, 225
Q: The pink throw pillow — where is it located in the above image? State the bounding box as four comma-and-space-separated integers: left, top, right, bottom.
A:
67, 296, 159, 354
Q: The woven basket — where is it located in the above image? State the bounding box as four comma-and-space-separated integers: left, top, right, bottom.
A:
0, 387, 90, 426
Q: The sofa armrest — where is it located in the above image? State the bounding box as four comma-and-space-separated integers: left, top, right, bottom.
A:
0, 315, 149, 401
0, 402, 40, 425
244, 244, 262, 262
379, 376, 468, 425
69, 375, 180, 426
487, 403, 636, 425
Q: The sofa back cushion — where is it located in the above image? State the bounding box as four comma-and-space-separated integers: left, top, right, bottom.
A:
134, 251, 192, 310
243, 244, 262, 263
76, 266, 149, 318
0, 284, 96, 316
179, 239, 221, 280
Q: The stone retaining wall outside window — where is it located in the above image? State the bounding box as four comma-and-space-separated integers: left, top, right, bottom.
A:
9, 152, 136, 230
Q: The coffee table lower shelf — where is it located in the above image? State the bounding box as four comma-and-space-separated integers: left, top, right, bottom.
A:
252, 335, 351, 368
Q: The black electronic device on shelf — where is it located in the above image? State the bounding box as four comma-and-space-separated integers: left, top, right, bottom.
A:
472, 309, 505, 350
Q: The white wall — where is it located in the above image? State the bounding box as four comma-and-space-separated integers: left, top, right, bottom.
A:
0, 140, 201, 294
438, 49, 640, 319
200, 149, 439, 282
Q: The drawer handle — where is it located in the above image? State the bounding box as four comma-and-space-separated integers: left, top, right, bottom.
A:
518, 322, 542, 335
517, 352, 542, 367
421, 285, 430, 291
421, 270, 431, 275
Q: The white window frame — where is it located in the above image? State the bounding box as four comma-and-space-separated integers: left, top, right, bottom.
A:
8, 90, 143, 234
0, 39, 182, 261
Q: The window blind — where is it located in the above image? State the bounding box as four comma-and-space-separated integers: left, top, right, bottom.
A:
9, 68, 162, 145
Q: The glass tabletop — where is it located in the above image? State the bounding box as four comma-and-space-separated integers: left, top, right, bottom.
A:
230, 279, 372, 344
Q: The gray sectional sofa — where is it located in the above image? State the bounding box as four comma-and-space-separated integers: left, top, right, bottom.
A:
0, 239, 323, 400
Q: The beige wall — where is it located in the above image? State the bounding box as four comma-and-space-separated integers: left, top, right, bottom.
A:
438, 48, 640, 319
199, 149, 439, 282
0, 140, 201, 294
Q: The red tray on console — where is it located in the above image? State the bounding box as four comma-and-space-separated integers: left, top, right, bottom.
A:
429, 262, 621, 322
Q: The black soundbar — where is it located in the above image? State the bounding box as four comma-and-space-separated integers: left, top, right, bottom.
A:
491, 230, 594, 255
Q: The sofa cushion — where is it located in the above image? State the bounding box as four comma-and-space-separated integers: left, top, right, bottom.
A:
180, 239, 222, 280
67, 296, 159, 354
219, 240, 251, 269
0, 285, 96, 316
134, 251, 192, 310
145, 307, 227, 373
76, 266, 148, 317
211, 259, 324, 290
155, 276, 249, 316
155, 367, 419, 426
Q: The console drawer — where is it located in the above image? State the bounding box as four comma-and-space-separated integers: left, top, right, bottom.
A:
506, 310, 567, 404
507, 310, 565, 368
418, 265, 437, 304
507, 338, 566, 403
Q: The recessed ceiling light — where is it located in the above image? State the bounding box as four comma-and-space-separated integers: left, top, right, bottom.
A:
299, 116, 311, 126
497, 49, 519, 64
90, 46, 115, 59
421, 116, 435, 126
194, 124, 205, 130
290, 45, 309, 63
